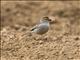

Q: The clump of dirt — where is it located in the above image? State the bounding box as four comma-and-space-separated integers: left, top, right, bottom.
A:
1, 1, 80, 60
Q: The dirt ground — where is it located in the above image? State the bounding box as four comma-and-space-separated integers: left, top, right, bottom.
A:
1, 1, 80, 60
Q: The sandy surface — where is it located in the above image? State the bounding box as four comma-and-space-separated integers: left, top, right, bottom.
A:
1, 1, 80, 60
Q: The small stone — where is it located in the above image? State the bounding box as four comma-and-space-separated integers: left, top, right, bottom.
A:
75, 37, 79, 40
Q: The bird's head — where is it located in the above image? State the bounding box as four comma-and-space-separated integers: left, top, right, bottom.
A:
40, 17, 52, 23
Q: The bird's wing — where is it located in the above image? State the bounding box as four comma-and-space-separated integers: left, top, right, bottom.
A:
30, 20, 41, 31
30, 25, 39, 31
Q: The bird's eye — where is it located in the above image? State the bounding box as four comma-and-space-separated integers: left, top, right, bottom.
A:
48, 19, 51, 21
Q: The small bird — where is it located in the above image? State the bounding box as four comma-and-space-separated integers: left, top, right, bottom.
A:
31, 17, 52, 35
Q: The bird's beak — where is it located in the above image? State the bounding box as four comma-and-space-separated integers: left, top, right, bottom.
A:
49, 19, 57, 24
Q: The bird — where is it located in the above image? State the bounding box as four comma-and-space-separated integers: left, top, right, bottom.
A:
31, 17, 52, 35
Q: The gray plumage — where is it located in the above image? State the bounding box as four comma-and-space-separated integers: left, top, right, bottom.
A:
31, 17, 51, 35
